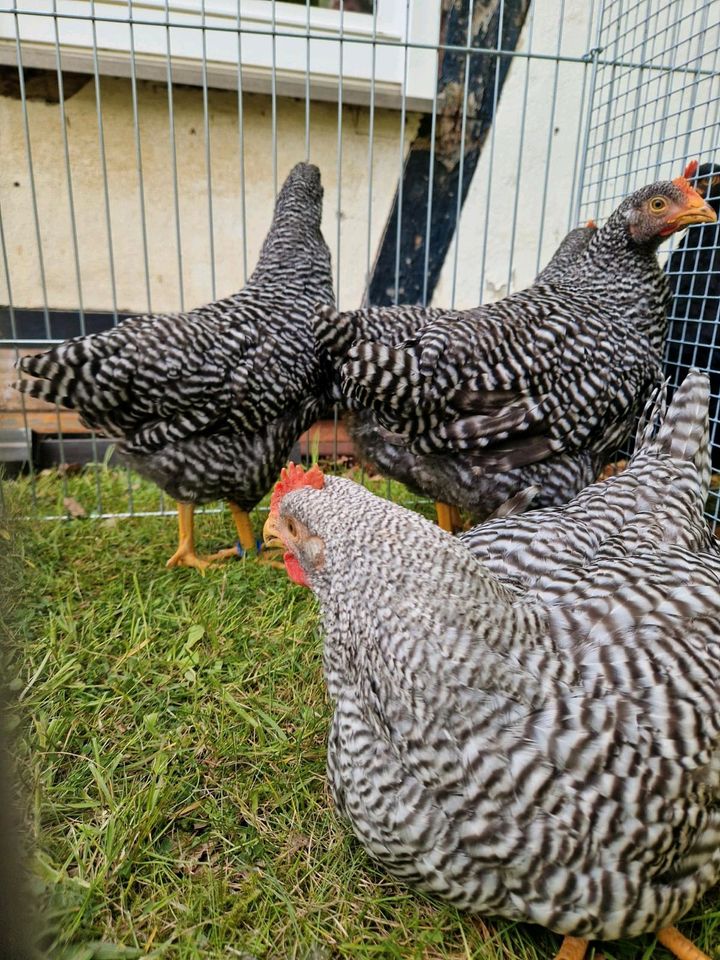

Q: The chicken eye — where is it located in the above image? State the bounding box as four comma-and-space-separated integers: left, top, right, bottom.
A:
285, 517, 297, 538
649, 196, 668, 213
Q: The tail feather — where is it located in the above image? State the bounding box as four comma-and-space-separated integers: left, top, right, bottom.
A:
634, 370, 711, 499
12, 376, 75, 410
484, 485, 539, 520
16, 353, 61, 380
13, 333, 128, 416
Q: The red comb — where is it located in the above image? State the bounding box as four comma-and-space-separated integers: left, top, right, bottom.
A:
683, 159, 699, 180
585, 219, 597, 229
270, 462, 324, 514
672, 173, 698, 197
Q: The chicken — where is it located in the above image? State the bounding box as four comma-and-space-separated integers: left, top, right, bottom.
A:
13, 162, 334, 571
665, 159, 720, 471
316, 221, 599, 532
534, 219, 597, 285
317, 171, 715, 533
460, 371, 719, 587
262, 370, 719, 960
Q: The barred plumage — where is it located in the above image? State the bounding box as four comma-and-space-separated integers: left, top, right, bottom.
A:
315, 222, 598, 518
533, 221, 597, 285
14, 162, 335, 567
265, 371, 720, 954
317, 179, 715, 520
459, 371, 718, 593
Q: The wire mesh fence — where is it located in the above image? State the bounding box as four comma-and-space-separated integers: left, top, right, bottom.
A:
576, 0, 720, 524
0, 0, 718, 525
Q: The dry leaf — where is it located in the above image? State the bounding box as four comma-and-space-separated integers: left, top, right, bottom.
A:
57, 462, 83, 477
63, 496, 87, 519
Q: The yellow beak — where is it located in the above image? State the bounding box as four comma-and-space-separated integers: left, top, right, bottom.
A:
263, 513, 284, 549
668, 193, 717, 230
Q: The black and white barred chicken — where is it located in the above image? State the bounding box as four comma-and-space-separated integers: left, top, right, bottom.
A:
533, 219, 597, 284
459, 371, 719, 585
13, 163, 334, 571
262, 370, 719, 960
316, 220, 598, 531
315, 169, 715, 531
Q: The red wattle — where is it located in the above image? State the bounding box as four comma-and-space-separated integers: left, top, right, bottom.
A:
284, 551, 309, 588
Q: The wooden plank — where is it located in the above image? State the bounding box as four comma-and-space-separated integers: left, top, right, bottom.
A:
0, 410, 88, 433
1, 403, 353, 457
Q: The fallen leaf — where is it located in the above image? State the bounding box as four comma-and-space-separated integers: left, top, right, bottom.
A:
57, 462, 83, 477
63, 496, 87, 518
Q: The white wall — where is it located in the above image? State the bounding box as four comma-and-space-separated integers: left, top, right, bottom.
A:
0, 77, 420, 315
433, 0, 594, 308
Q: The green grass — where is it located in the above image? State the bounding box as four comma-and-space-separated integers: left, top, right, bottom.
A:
2, 467, 718, 960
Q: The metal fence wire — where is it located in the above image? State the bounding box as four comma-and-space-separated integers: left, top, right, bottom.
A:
0, 0, 718, 526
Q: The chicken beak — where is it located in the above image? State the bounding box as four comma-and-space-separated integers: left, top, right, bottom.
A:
262, 512, 284, 549
665, 192, 717, 232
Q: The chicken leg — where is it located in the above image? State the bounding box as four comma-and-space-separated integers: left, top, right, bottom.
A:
204, 502, 259, 563
657, 926, 712, 960
205, 503, 284, 568
435, 502, 463, 533
549, 927, 712, 960
166, 502, 210, 572
553, 937, 588, 960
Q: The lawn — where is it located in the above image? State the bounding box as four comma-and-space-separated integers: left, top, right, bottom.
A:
2, 466, 718, 960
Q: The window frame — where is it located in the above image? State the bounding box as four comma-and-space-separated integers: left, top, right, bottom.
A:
0, 0, 442, 109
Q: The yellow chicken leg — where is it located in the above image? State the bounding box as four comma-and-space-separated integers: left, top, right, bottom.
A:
436, 502, 454, 532
201, 503, 284, 568
553, 937, 588, 960
228, 504, 284, 567
450, 504, 463, 530
204, 502, 259, 563
657, 927, 712, 960
435, 502, 463, 533
166, 502, 210, 572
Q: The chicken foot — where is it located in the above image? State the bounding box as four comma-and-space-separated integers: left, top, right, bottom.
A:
166, 502, 211, 572
549, 927, 712, 960
166, 502, 263, 571
204, 503, 260, 563
204, 503, 284, 568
